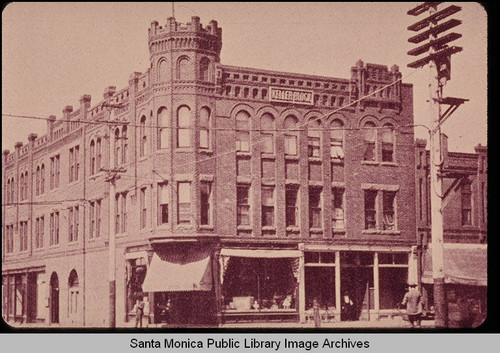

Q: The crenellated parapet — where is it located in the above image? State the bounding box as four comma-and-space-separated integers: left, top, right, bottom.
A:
148, 16, 222, 59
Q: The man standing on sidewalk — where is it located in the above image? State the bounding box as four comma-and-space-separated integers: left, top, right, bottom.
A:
402, 284, 422, 328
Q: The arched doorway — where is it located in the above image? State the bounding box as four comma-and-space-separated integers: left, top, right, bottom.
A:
49, 272, 59, 324
68, 270, 79, 324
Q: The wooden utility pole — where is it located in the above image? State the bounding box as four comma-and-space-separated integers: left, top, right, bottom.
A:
407, 2, 466, 328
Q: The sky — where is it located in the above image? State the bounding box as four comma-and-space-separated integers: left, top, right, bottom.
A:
2, 2, 487, 153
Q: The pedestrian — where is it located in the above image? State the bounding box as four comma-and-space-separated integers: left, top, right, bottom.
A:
135, 295, 145, 328
313, 298, 321, 328
402, 284, 422, 328
341, 290, 354, 321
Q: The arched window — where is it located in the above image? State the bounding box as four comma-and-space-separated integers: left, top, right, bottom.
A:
200, 58, 210, 81
363, 121, 377, 161
41, 164, 45, 194
90, 140, 95, 175
177, 57, 189, 80
157, 107, 169, 150
330, 119, 344, 159
11, 178, 15, 203
260, 113, 275, 154
235, 111, 250, 152
36, 166, 41, 196
96, 138, 102, 172
140, 116, 147, 157
307, 119, 321, 157
68, 270, 79, 318
158, 59, 169, 82
20, 173, 25, 201
6, 179, 10, 204
177, 106, 191, 148
381, 123, 394, 162
284, 115, 298, 156
122, 126, 128, 164
114, 128, 120, 167
199, 107, 210, 149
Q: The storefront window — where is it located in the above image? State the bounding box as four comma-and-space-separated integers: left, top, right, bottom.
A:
126, 258, 147, 316
222, 257, 297, 311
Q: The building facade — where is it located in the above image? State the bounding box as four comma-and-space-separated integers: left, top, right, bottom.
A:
2, 16, 418, 327
415, 138, 487, 327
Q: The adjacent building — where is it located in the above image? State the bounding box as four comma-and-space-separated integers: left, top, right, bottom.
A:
4, 15, 421, 327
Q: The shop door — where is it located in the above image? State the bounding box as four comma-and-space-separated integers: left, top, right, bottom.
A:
49, 272, 59, 324
26, 273, 37, 323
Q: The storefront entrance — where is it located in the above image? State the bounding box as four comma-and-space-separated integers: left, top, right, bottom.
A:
49, 272, 59, 324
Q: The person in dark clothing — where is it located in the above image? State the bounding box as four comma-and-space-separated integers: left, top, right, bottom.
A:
135, 296, 145, 328
341, 290, 354, 321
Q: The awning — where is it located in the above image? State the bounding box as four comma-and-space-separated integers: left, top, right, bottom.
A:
142, 248, 212, 292
422, 244, 487, 286
220, 248, 301, 258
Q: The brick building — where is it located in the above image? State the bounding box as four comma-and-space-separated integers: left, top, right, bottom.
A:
2, 16, 418, 327
415, 138, 487, 327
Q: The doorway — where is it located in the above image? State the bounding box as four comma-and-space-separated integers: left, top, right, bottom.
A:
49, 272, 59, 324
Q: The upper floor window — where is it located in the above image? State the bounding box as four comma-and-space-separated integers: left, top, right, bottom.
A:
50, 211, 60, 245
260, 113, 275, 154
330, 119, 344, 160
200, 58, 210, 81
20, 221, 28, 251
69, 146, 80, 182
364, 190, 377, 229
200, 181, 212, 225
308, 119, 321, 157
177, 106, 191, 148
122, 126, 128, 164
40, 164, 45, 194
114, 128, 120, 167
177, 182, 191, 224
10, 178, 15, 203
140, 116, 147, 157
140, 187, 147, 229
332, 187, 345, 229
24, 171, 29, 199
6, 225, 14, 253
261, 186, 275, 227
381, 124, 394, 162
237, 185, 251, 226
284, 115, 298, 156
157, 107, 169, 150
199, 107, 211, 150
285, 185, 299, 227
89, 200, 102, 239
36, 166, 41, 196
363, 121, 376, 161
68, 206, 79, 242
90, 140, 96, 175
177, 57, 190, 80
309, 187, 322, 229
50, 155, 60, 189
115, 193, 127, 234
461, 181, 472, 226
20, 173, 25, 200
382, 191, 396, 230
35, 216, 44, 248
157, 183, 169, 225
96, 138, 102, 172
236, 111, 250, 152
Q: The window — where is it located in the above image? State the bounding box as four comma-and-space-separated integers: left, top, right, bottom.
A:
363, 122, 376, 161
261, 186, 275, 227
158, 183, 169, 225
332, 187, 345, 229
75, 206, 79, 240
121, 194, 127, 233
35, 216, 44, 248
177, 182, 191, 224
285, 186, 299, 227
140, 116, 147, 157
69, 146, 79, 182
381, 124, 394, 162
364, 190, 377, 229
50, 155, 60, 188
462, 181, 472, 226
199, 107, 210, 149
307, 119, 321, 157
6, 225, 14, 253
115, 194, 120, 234
177, 57, 189, 80
200, 181, 212, 225
96, 138, 102, 172
68, 270, 79, 317
89, 202, 95, 239
96, 200, 101, 238
382, 191, 396, 230
36, 166, 40, 195
157, 107, 169, 150
140, 187, 147, 229
284, 116, 298, 156
330, 119, 344, 159
114, 128, 120, 167
19, 221, 28, 251
261, 113, 275, 154
90, 140, 96, 175
6, 179, 10, 204
115, 193, 127, 234
40, 164, 45, 194
177, 106, 191, 148
68, 207, 74, 242
20, 173, 25, 200
236, 111, 250, 152
200, 58, 210, 81
237, 185, 251, 226
309, 187, 322, 228
24, 171, 29, 199
122, 126, 128, 164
